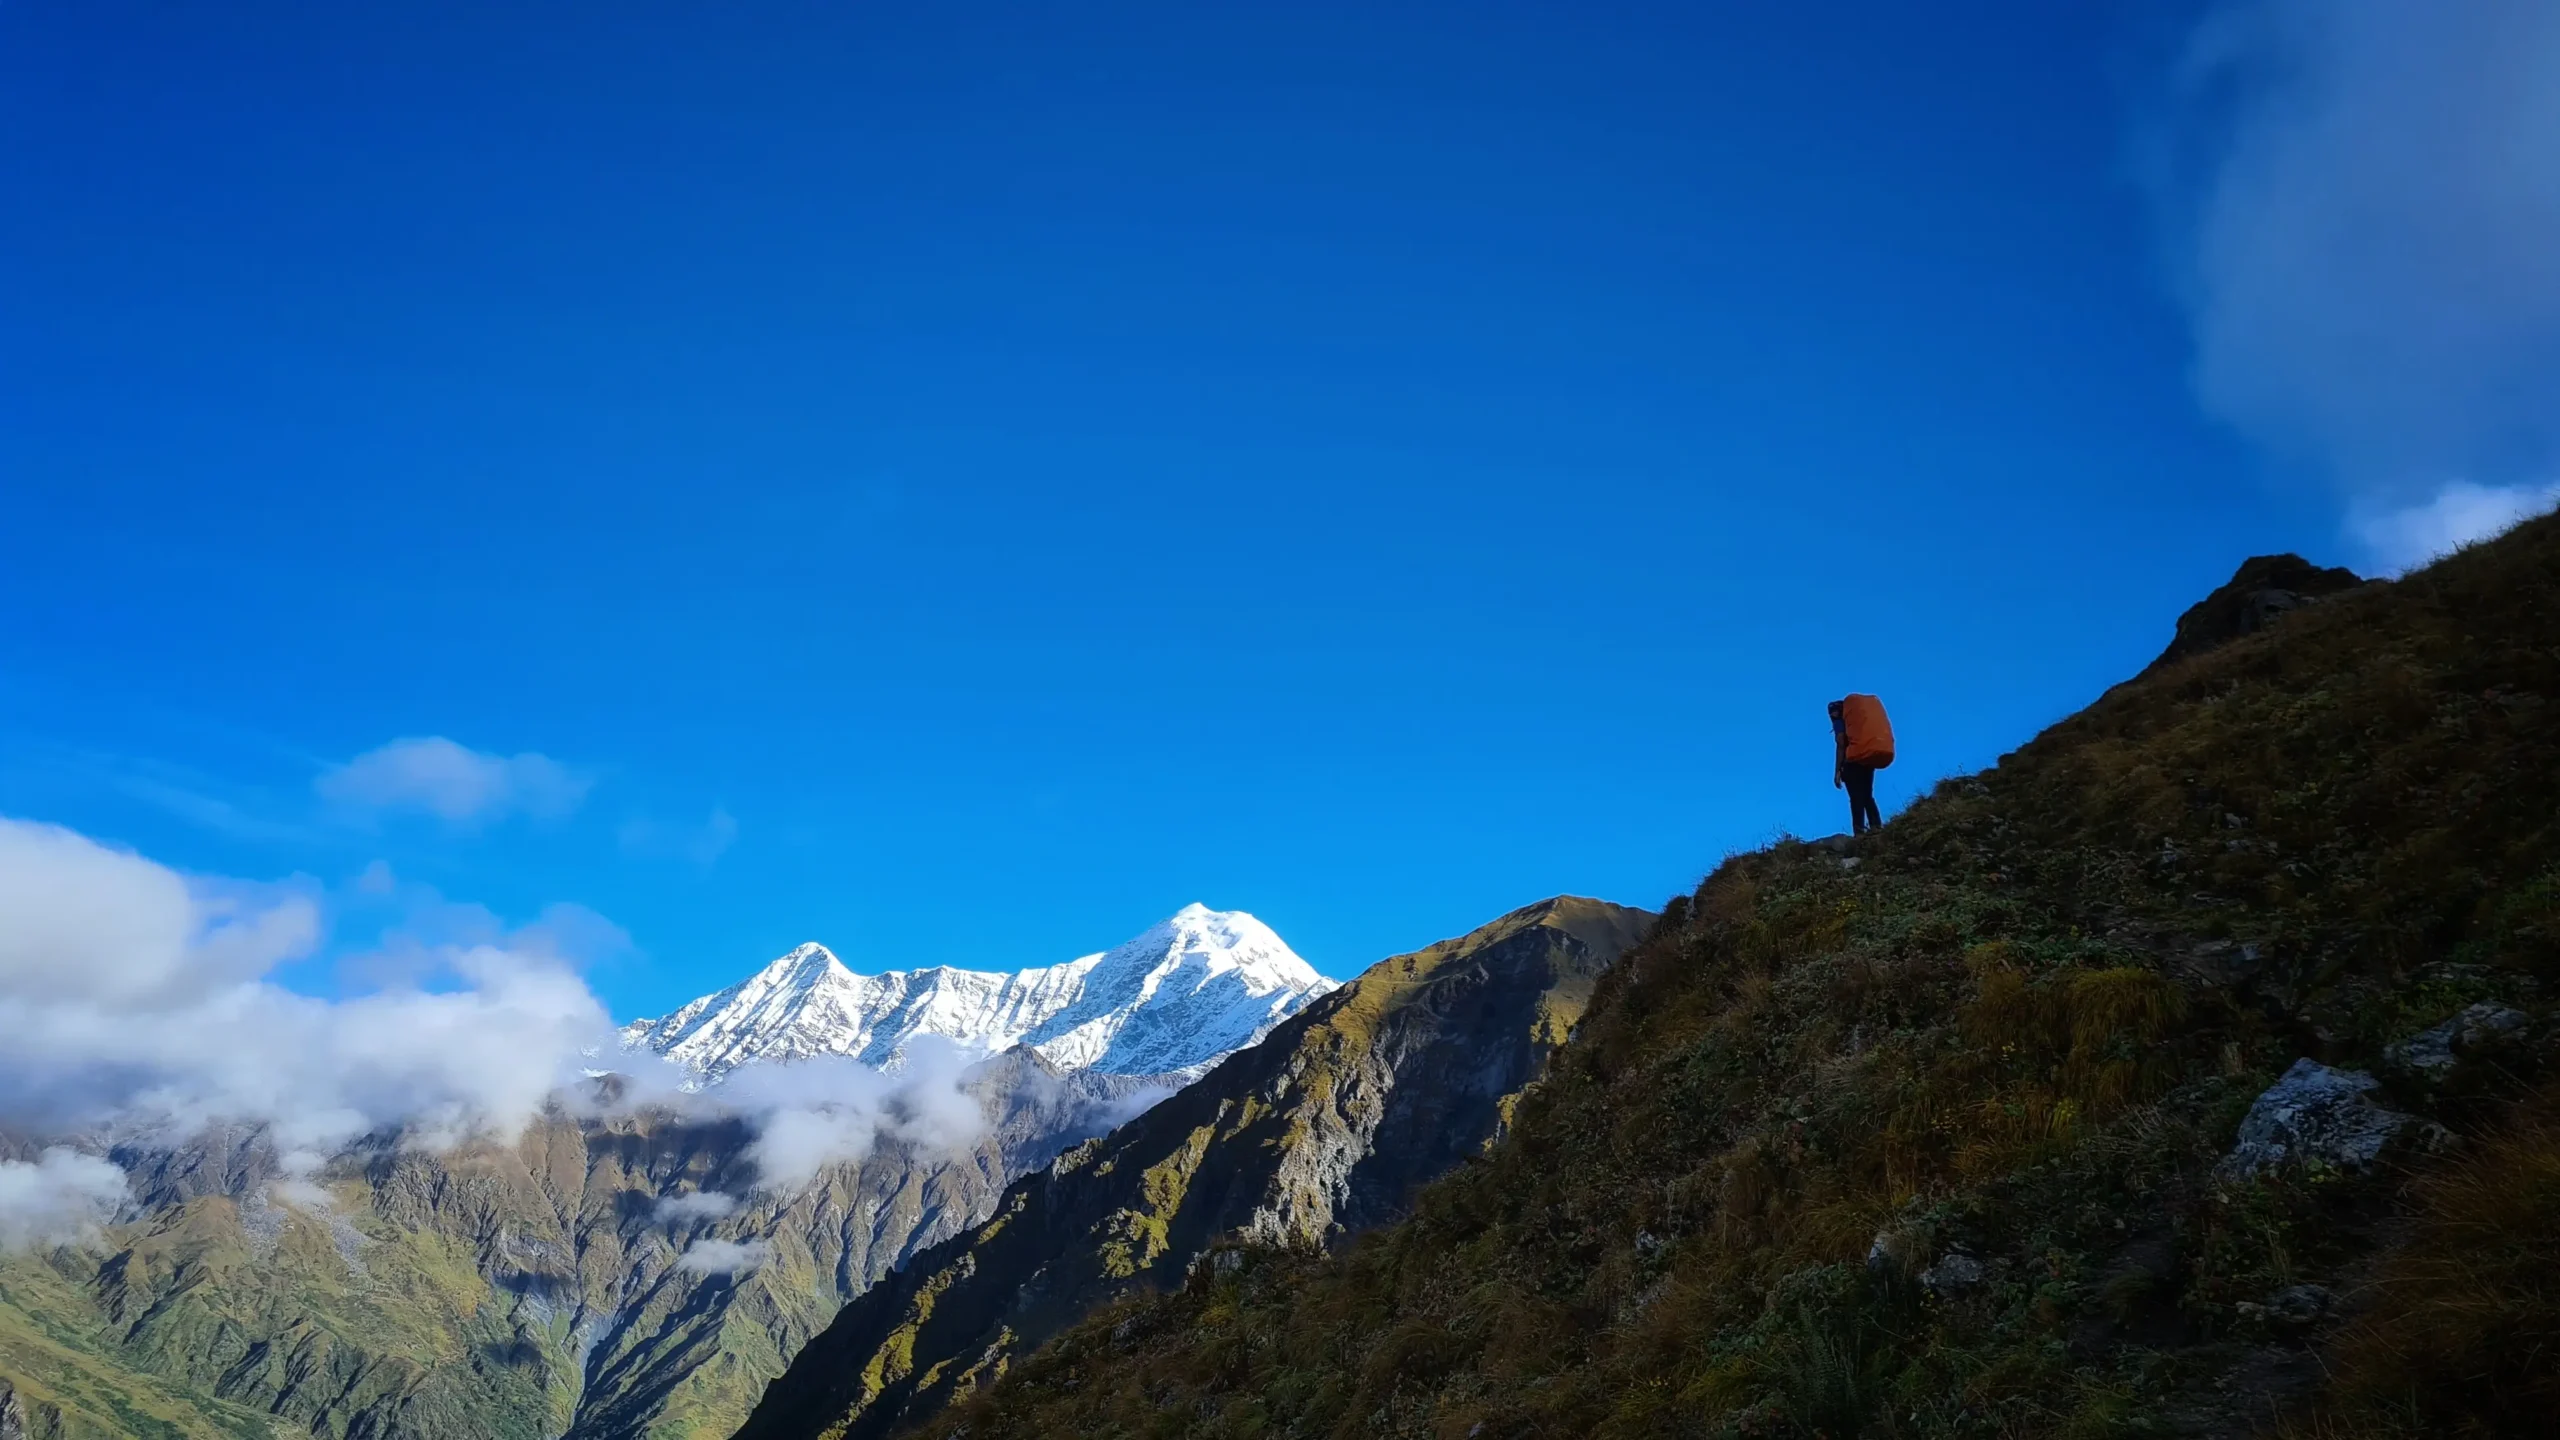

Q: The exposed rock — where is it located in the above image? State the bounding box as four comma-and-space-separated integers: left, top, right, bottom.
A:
2266, 1283, 2332, 1329
1919, 1251, 1984, 1297
2148, 554, 2363, 674
2388, 1003, 2531, 1077
2217, 1059, 2422, 1180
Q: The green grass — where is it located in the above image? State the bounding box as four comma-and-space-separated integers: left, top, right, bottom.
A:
912, 518, 2560, 1439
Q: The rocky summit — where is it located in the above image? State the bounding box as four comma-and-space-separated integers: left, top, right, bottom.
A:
622, 906, 1335, 1080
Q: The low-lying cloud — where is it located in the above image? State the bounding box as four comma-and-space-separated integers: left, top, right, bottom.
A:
0, 815, 990, 1249
0, 1149, 129, 1251
318, 737, 592, 825
718, 1040, 987, 1190
652, 1190, 741, 1225
2155, 0, 2560, 569
674, 1237, 771, 1276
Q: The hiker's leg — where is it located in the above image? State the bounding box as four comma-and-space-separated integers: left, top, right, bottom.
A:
1846, 766, 1874, 834
1844, 769, 1865, 833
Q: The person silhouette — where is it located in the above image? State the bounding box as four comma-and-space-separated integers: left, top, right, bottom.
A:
1830, 697, 1885, 836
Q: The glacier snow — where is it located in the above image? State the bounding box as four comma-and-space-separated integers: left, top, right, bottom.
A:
623, 904, 1334, 1081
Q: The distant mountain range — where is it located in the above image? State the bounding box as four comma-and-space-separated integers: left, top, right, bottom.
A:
0, 906, 1337, 1440
621, 904, 1336, 1080
735, 896, 1653, 1440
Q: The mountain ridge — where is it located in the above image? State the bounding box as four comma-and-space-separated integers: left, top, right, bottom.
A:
622, 905, 1334, 1081
732, 894, 1653, 1440
0, 910, 1331, 1439
833, 523, 2560, 1440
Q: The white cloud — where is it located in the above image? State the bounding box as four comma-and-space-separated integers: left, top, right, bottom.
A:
0, 818, 318, 1006
0, 1148, 129, 1252
718, 1039, 985, 1191
2154, 0, 2560, 565
2350, 479, 2560, 575
0, 815, 988, 1204
674, 1237, 770, 1276
0, 815, 626, 1158
652, 1190, 740, 1224
318, 737, 591, 825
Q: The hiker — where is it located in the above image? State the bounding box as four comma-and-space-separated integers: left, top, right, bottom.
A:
1830, 694, 1895, 836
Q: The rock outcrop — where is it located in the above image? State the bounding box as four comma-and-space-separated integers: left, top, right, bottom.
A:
2146, 553, 2364, 674
2216, 1059, 2425, 1180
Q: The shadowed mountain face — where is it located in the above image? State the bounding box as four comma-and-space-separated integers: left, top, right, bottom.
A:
732, 896, 1652, 1440
0, 1054, 1148, 1440
835, 519, 2560, 1440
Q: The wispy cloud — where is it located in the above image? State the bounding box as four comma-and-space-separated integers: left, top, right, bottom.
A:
2152, 0, 2560, 570
0, 1148, 128, 1252
617, 806, 738, 866
0, 815, 991, 1247
674, 1237, 771, 1276
653, 1190, 741, 1225
318, 737, 592, 826
2351, 480, 2560, 575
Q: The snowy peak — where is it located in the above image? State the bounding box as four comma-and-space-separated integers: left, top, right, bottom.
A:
623, 908, 1334, 1081
1116, 904, 1323, 992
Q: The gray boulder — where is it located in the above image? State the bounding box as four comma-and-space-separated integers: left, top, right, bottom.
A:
2387, 1003, 2530, 1077
2217, 1059, 2422, 1181
1918, 1251, 1984, 1298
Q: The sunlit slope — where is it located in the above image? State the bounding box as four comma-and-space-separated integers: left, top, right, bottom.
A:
877, 519, 2560, 1439
0, 1054, 1130, 1440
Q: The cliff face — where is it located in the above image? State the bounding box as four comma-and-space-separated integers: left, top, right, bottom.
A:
852, 516, 2560, 1440
0, 1054, 1140, 1440
732, 896, 1652, 1440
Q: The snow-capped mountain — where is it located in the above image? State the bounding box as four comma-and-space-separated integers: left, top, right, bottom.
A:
623, 904, 1334, 1081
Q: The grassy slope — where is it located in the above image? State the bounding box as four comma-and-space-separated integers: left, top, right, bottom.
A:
913, 517, 2560, 1439
0, 1073, 1117, 1440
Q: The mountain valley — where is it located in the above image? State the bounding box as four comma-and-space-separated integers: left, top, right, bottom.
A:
0, 909, 1333, 1440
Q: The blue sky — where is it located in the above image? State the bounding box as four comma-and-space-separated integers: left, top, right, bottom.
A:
6, 2, 2527, 1015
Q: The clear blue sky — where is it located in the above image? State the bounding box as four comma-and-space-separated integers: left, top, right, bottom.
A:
1, 1, 2338, 1013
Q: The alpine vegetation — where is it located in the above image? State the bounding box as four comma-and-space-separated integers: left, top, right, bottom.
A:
0, 822, 1333, 1437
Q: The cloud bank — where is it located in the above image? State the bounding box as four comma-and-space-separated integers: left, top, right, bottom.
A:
717, 1040, 988, 1190
318, 737, 592, 824
0, 815, 989, 1247
2156, 0, 2560, 569
0, 1149, 129, 1251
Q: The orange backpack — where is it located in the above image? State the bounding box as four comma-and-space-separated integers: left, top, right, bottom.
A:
1841, 693, 1895, 769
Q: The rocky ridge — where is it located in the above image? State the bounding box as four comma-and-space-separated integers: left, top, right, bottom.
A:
733, 896, 1653, 1440
623, 906, 1333, 1080
804, 528, 2560, 1440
